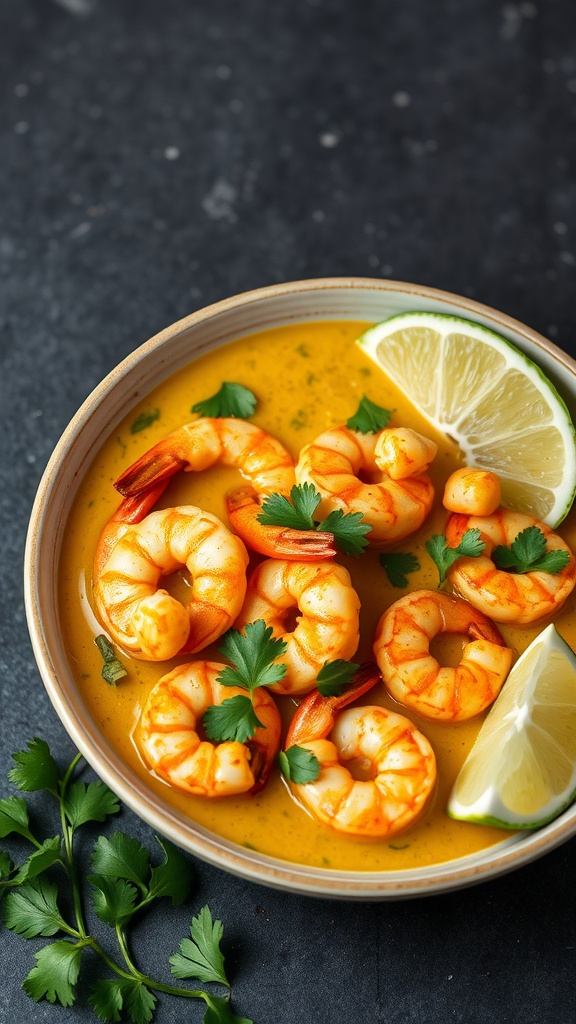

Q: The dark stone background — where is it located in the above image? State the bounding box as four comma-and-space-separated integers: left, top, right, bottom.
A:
1, 1, 575, 1022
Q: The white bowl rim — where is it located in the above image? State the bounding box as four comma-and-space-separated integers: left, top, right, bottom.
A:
24, 275, 576, 900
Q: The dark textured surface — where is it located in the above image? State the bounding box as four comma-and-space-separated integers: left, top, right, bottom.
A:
2, 1, 576, 1022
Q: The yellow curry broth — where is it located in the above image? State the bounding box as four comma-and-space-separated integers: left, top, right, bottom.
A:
58, 320, 576, 871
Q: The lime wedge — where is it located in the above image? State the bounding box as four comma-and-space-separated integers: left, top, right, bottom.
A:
447, 624, 576, 829
357, 312, 576, 526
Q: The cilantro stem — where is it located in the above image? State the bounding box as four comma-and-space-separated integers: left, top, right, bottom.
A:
113, 929, 225, 1004
58, 754, 89, 939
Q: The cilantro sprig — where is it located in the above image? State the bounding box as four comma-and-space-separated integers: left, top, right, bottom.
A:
202, 620, 287, 743
379, 551, 421, 588
425, 529, 486, 586
258, 482, 372, 556
278, 746, 320, 785
191, 382, 257, 419
492, 525, 571, 575
0, 738, 252, 1023
346, 395, 393, 434
315, 659, 360, 697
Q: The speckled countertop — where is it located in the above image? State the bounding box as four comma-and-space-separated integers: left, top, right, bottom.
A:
2, 2, 576, 1022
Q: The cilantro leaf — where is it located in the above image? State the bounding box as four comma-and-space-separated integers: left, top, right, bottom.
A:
258, 482, 320, 530
13, 836, 62, 884
91, 833, 150, 891
320, 507, 371, 556
169, 905, 229, 986
8, 737, 59, 794
279, 746, 321, 784
3, 877, 69, 937
147, 837, 194, 906
0, 795, 33, 840
88, 978, 125, 1022
203, 695, 264, 744
63, 780, 120, 830
346, 395, 393, 433
203, 994, 254, 1024
89, 874, 139, 927
493, 525, 571, 575
316, 659, 360, 697
89, 978, 157, 1024
121, 980, 157, 1024
425, 529, 485, 585
379, 551, 421, 588
192, 382, 257, 419
23, 940, 84, 1006
217, 620, 287, 692
130, 408, 160, 434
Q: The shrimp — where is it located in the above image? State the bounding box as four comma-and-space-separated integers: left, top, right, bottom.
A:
114, 416, 332, 560
115, 416, 296, 497
234, 558, 361, 695
445, 508, 576, 624
295, 424, 436, 545
138, 661, 281, 796
93, 503, 249, 661
284, 663, 437, 838
374, 590, 513, 722
225, 485, 337, 560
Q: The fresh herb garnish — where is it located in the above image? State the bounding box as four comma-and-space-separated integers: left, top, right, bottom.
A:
346, 395, 393, 434
379, 551, 421, 588
492, 525, 571, 575
191, 382, 257, 419
316, 659, 360, 697
94, 634, 127, 685
130, 409, 160, 434
202, 620, 287, 743
0, 738, 251, 1022
278, 746, 321, 784
258, 482, 371, 556
425, 529, 486, 586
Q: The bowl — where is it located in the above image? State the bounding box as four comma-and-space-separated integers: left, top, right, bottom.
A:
24, 277, 576, 900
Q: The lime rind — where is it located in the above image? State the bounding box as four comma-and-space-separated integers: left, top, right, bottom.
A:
447, 625, 576, 830
357, 311, 576, 527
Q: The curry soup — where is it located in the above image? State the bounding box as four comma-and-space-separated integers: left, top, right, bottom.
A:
58, 320, 576, 871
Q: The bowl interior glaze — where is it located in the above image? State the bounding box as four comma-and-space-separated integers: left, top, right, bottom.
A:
24, 277, 576, 899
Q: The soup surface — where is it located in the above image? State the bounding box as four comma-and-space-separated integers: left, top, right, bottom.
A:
58, 320, 576, 871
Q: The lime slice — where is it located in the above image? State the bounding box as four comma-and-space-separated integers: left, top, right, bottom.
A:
357, 312, 576, 526
447, 624, 576, 829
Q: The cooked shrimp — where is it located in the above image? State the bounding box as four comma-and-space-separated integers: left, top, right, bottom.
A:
443, 467, 501, 516
115, 416, 296, 500
295, 424, 436, 544
374, 590, 513, 722
138, 661, 281, 796
445, 509, 576, 624
234, 558, 360, 695
284, 663, 437, 837
225, 485, 337, 560
93, 503, 249, 660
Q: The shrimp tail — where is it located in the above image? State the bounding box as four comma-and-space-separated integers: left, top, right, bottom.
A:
112, 481, 172, 523
226, 486, 338, 560
115, 447, 187, 496
285, 662, 381, 747
247, 739, 277, 794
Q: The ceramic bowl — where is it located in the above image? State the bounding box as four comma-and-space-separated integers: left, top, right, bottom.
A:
24, 277, 576, 900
